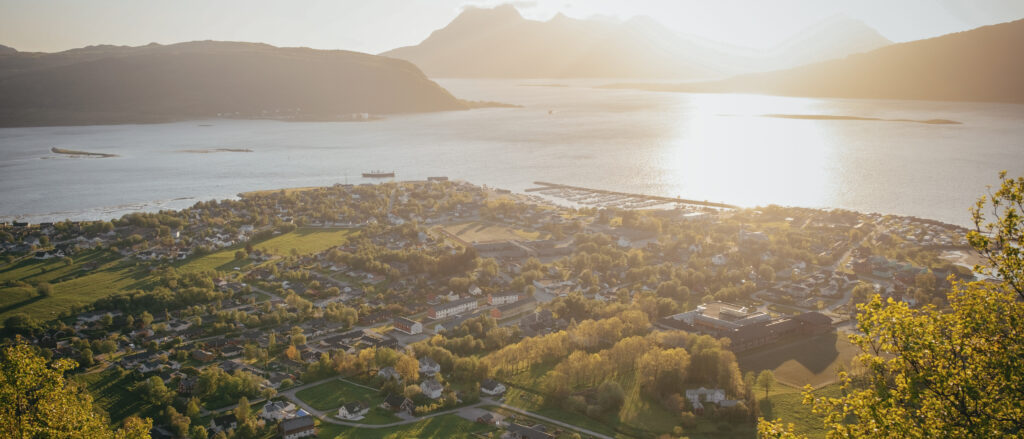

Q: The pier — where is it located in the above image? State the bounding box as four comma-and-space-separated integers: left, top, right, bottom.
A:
528, 181, 738, 209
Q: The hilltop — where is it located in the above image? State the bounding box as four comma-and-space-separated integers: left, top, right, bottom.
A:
0, 41, 470, 127
611, 19, 1024, 103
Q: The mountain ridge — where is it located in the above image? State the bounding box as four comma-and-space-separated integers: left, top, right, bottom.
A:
608, 18, 1024, 103
0, 41, 470, 127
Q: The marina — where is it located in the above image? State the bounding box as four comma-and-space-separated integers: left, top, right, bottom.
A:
527, 181, 738, 211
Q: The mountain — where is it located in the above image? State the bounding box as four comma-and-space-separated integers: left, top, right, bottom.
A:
622, 19, 1024, 103
755, 15, 892, 71
381, 7, 892, 79
381, 5, 719, 79
0, 41, 469, 127
0, 44, 16, 55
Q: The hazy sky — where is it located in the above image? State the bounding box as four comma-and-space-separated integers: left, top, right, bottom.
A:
2, 0, 1023, 53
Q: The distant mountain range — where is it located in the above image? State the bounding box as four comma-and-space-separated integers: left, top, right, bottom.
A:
0, 41, 470, 127
381, 6, 891, 79
612, 19, 1024, 103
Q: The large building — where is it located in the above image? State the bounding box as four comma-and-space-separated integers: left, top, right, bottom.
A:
668, 302, 771, 334
663, 302, 833, 352
428, 297, 478, 319
393, 316, 423, 335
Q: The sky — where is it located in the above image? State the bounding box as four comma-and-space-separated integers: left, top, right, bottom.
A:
1, 0, 1023, 54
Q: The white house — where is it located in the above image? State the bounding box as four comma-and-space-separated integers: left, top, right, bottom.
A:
337, 402, 369, 420
421, 379, 444, 399
260, 400, 296, 421
480, 379, 506, 396
419, 357, 441, 376
488, 293, 520, 306
377, 366, 401, 381
278, 416, 316, 439
394, 317, 423, 335
428, 297, 478, 319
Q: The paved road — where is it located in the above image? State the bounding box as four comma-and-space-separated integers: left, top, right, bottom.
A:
277, 381, 615, 438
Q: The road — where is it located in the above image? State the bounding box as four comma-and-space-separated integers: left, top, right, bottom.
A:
274, 377, 615, 438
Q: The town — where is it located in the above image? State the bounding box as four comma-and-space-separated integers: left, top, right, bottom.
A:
0, 179, 977, 439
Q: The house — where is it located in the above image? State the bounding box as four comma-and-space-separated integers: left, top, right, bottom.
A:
380, 394, 414, 413
279, 415, 316, 439
393, 317, 423, 335
260, 400, 296, 421
377, 366, 401, 381
178, 376, 199, 395
507, 423, 555, 439
192, 349, 216, 362
428, 297, 478, 319
220, 345, 244, 358
209, 414, 238, 433
337, 401, 369, 420
421, 379, 444, 399
418, 357, 441, 376
476, 413, 497, 425
685, 387, 727, 414
480, 379, 506, 396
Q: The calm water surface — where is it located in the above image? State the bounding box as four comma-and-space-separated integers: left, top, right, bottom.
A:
1, 79, 1022, 226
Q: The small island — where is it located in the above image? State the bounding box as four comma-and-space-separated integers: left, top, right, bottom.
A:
50, 147, 118, 158
761, 114, 962, 125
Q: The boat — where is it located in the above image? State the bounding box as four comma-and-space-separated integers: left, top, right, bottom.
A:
362, 170, 395, 178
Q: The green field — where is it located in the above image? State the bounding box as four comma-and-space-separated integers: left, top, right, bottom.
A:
74, 369, 158, 424
737, 332, 859, 388
176, 247, 256, 273
758, 383, 842, 439
0, 252, 154, 323
296, 379, 381, 412
256, 228, 357, 256
317, 414, 494, 439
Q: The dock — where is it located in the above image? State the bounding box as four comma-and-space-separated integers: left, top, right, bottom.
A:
528, 181, 738, 209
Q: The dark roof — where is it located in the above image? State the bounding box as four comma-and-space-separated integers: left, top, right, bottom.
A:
481, 379, 502, 391
280, 415, 315, 432
394, 316, 420, 327
342, 401, 366, 412
383, 393, 412, 407
507, 423, 555, 439
794, 311, 833, 326
212, 413, 237, 426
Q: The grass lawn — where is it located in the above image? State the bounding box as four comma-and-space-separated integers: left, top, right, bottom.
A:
296, 379, 381, 412
0, 258, 154, 323
737, 332, 859, 388
176, 247, 257, 273
75, 369, 157, 424
438, 221, 549, 245
256, 228, 357, 256
759, 383, 842, 439
316, 414, 495, 439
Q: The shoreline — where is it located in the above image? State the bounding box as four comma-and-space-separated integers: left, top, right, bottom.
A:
0, 179, 971, 232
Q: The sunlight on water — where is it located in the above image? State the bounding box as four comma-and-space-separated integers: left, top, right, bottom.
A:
661, 94, 834, 207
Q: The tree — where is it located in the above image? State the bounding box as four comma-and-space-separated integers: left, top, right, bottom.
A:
756, 370, 775, 399
36, 282, 52, 297
79, 348, 94, 368
136, 376, 174, 406
185, 397, 202, 421
395, 355, 420, 383
234, 396, 250, 423
0, 343, 152, 438
761, 172, 1024, 438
